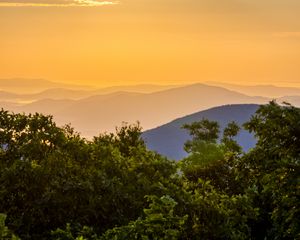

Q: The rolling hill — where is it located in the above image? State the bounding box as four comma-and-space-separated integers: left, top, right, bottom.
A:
0, 88, 92, 102
94, 84, 181, 94
206, 81, 300, 98
278, 96, 300, 106
4, 84, 268, 137
0, 78, 93, 94
0, 82, 180, 102
142, 104, 259, 160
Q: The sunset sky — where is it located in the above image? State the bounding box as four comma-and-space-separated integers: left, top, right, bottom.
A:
1, 0, 300, 87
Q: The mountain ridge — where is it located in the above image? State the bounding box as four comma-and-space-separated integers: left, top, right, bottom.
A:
205, 81, 300, 98
142, 104, 260, 160
1, 84, 268, 137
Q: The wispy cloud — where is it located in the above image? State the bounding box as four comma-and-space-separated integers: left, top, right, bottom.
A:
0, 0, 118, 7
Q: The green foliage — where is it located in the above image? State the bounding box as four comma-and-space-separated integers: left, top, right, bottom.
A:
222, 121, 242, 155
240, 101, 300, 239
101, 195, 187, 240
0, 214, 19, 240
244, 101, 300, 159
180, 119, 224, 182
0, 112, 177, 239
51, 224, 98, 240
180, 119, 241, 194
182, 119, 220, 153
1, 102, 299, 239
179, 180, 258, 240
0, 110, 65, 165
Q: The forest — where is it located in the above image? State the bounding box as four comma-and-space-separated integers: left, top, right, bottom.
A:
0, 101, 299, 240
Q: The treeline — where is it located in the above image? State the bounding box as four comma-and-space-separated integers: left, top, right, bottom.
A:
0, 101, 299, 239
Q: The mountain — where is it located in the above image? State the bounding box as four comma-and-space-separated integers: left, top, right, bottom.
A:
6, 84, 268, 137
0, 79, 93, 94
278, 96, 300, 106
94, 84, 181, 94
142, 104, 259, 160
0, 83, 180, 102
205, 81, 300, 98
0, 88, 92, 102
19, 99, 76, 115
0, 91, 20, 101
0, 101, 22, 111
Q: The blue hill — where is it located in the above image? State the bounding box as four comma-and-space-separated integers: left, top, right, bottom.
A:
142, 104, 259, 160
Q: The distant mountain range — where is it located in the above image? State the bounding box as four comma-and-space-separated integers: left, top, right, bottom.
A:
0, 78, 93, 94
2, 78, 300, 101
206, 81, 300, 98
2, 80, 300, 138
2, 84, 269, 137
142, 104, 259, 160
0, 79, 180, 102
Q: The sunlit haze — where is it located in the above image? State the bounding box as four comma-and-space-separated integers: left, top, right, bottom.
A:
1, 0, 300, 87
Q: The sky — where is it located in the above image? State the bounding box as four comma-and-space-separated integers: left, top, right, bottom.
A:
1, 0, 300, 87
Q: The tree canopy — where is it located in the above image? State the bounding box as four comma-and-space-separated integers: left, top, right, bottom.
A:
0, 102, 299, 239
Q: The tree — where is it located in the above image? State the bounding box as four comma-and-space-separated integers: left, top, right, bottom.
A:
1, 102, 300, 239
180, 119, 241, 194
180, 119, 224, 178
0, 110, 65, 166
0, 111, 178, 239
182, 119, 220, 153
0, 213, 19, 240
221, 121, 242, 155
240, 101, 300, 239
101, 195, 188, 240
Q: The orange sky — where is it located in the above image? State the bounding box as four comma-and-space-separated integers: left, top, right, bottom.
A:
1, 0, 300, 87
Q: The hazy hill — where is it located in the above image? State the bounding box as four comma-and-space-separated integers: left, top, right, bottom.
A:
0, 88, 92, 102
94, 84, 181, 94
25, 88, 94, 101
0, 78, 93, 94
6, 84, 268, 137
206, 81, 300, 98
4, 80, 300, 105
0, 101, 22, 111
0, 91, 20, 101
278, 96, 300, 106
142, 104, 259, 160
0, 82, 180, 102
19, 99, 76, 115
51, 84, 267, 136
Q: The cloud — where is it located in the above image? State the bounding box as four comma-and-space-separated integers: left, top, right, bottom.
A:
0, 0, 118, 7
